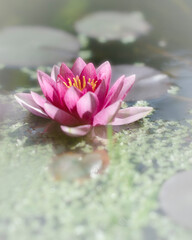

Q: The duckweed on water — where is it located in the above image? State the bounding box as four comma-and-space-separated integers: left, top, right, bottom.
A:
167, 85, 180, 95
21, 67, 52, 80
0, 99, 192, 239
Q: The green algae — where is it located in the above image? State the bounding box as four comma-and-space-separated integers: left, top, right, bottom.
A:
79, 50, 93, 60
0, 64, 5, 70
78, 34, 90, 48
167, 85, 180, 95
0, 97, 192, 239
21, 66, 52, 80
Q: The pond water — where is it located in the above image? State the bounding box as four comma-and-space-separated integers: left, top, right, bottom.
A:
0, 0, 192, 240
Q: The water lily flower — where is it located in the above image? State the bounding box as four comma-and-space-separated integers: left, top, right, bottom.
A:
15, 58, 153, 137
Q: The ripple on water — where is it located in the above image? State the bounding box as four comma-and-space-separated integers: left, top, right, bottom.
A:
50, 150, 109, 182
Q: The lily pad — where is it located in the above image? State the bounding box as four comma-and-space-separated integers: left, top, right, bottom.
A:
159, 170, 192, 229
0, 26, 80, 68
75, 11, 151, 42
112, 64, 171, 101
149, 96, 192, 121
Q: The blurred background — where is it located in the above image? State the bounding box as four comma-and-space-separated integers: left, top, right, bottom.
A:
1, 0, 192, 48
0, 0, 192, 53
0, 0, 192, 117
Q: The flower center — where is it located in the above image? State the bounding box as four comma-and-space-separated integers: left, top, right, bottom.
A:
63, 75, 98, 92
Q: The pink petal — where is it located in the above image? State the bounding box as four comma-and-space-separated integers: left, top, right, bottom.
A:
44, 103, 79, 126
31, 91, 46, 109
56, 81, 67, 98
85, 82, 93, 92
61, 124, 92, 137
56, 79, 67, 92
64, 86, 82, 112
55, 81, 68, 110
51, 65, 60, 81
76, 92, 99, 122
104, 75, 125, 107
60, 63, 75, 80
71, 57, 86, 76
111, 107, 153, 125
15, 93, 49, 118
93, 100, 122, 126
37, 70, 56, 87
118, 75, 136, 101
37, 70, 59, 102
37, 70, 50, 97
80, 63, 97, 80
42, 78, 60, 105
94, 79, 107, 110
96, 61, 111, 91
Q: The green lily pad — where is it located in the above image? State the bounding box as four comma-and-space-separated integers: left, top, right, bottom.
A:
0, 26, 80, 68
75, 11, 151, 42
112, 64, 171, 101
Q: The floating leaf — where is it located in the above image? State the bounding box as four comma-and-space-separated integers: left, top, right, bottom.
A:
112, 64, 171, 101
75, 11, 151, 42
150, 96, 192, 121
160, 170, 192, 229
0, 26, 80, 68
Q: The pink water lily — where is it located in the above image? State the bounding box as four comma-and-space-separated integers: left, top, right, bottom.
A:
15, 58, 153, 137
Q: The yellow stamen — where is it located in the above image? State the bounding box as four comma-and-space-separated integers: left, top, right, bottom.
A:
90, 81, 96, 89
63, 82, 70, 88
68, 78, 72, 87
78, 79, 82, 90
73, 77, 78, 88
83, 76, 86, 89
91, 79, 95, 85
63, 75, 98, 92
92, 83, 97, 91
